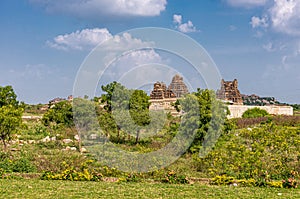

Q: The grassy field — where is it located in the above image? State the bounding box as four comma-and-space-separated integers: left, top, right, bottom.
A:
0, 179, 299, 199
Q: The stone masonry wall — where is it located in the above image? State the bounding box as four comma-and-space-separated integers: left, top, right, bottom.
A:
227, 105, 293, 119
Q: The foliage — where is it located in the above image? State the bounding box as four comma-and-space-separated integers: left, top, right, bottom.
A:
0, 85, 19, 108
73, 98, 99, 133
101, 81, 126, 112
291, 104, 300, 111
179, 89, 227, 153
23, 103, 47, 115
242, 108, 269, 118
0, 105, 23, 150
0, 152, 36, 173
41, 160, 102, 181
42, 101, 73, 127
282, 178, 298, 189
129, 90, 151, 143
0, 86, 23, 150
161, 170, 189, 184
235, 115, 300, 129
194, 123, 300, 184
211, 175, 285, 188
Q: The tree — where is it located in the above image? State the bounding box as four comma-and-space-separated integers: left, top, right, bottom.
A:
129, 90, 151, 144
0, 105, 23, 150
0, 86, 23, 151
179, 89, 227, 153
0, 85, 19, 108
101, 81, 126, 112
42, 101, 74, 127
242, 107, 269, 118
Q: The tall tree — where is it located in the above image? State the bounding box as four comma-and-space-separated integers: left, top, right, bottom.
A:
129, 90, 151, 144
0, 86, 23, 151
179, 89, 227, 153
101, 81, 126, 112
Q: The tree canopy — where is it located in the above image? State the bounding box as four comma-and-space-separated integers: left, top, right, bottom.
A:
42, 100, 74, 127
0, 86, 23, 150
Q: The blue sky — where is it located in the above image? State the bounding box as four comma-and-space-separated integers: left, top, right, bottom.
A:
0, 0, 299, 104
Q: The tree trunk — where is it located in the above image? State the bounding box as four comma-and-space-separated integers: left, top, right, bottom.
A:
135, 130, 140, 144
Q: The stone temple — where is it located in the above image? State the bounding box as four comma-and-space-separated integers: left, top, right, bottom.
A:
150, 82, 176, 99
216, 79, 243, 105
168, 74, 189, 98
149, 75, 189, 115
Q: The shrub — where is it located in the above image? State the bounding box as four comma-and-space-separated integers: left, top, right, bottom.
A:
161, 170, 189, 184
242, 108, 269, 118
194, 124, 300, 184
11, 158, 36, 173
0, 153, 36, 173
211, 175, 234, 185
40, 160, 102, 181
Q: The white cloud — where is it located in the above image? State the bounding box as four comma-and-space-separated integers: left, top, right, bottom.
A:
173, 14, 198, 33
269, 0, 300, 35
98, 49, 169, 89
249, 0, 300, 35
226, 0, 268, 8
47, 28, 112, 51
250, 16, 269, 28
47, 28, 154, 51
30, 0, 167, 18
173, 14, 182, 24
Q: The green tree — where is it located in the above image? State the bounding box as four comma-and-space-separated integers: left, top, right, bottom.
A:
101, 81, 126, 111
42, 101, 74, 127
73, 98, 98, 132
129, 90, 151, 144
180, 89, 227, 153
0, 85, 19, 108
242, 107, 269, 118
0, 86, 23, 151
99, 82, 131, 140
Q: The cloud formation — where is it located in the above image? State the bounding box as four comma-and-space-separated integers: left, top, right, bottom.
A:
30, 0, 167, 18
47, 28, 112, 51
226, 0, 268, 7
173, 14, 197, 33
249, 0, 300, 36
250, 16, 269, 28
47, 28, 154, 51
270, 0, 300, 35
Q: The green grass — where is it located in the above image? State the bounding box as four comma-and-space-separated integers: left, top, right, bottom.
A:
0, 179, 299, 199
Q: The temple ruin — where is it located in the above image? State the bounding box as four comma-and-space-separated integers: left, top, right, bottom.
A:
216, 79, 243, 105
149, 75, 189, 115
150, 82, 176, 99
168, 74, 189, 98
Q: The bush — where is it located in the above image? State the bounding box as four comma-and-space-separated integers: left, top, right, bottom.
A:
0, 156, 36, 173
41, 160, 102, 181
11, 158, 36, 173
194, 124, 300, 184
242, 108, 269, 118
161, 170, 189, 184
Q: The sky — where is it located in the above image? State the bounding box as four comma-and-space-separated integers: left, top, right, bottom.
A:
0, 0, 299, 104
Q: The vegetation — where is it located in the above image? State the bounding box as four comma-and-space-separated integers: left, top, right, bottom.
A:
0, 86, 23, 151
242, 107, 269, 118
194, 123, 300, 187
1, 179, 299, 199
42, 101, 74, 127
0, 84, 299, 198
